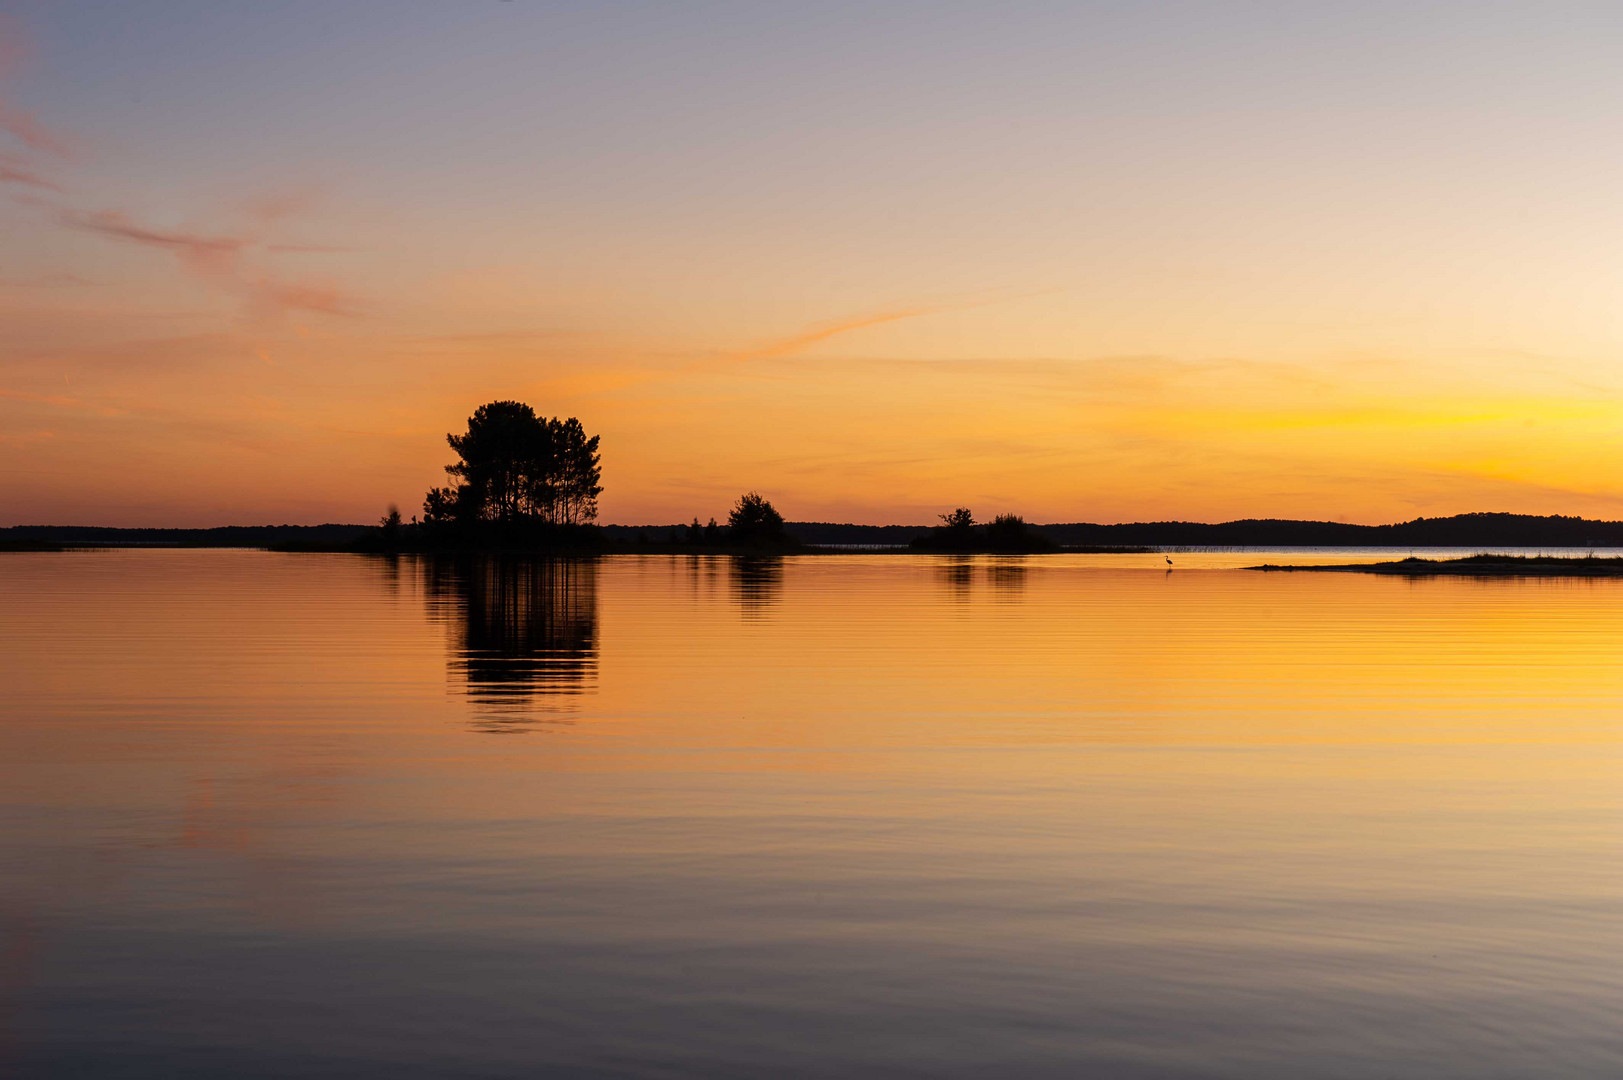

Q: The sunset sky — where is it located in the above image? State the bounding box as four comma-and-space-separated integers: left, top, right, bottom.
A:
6, 2, 1623, 526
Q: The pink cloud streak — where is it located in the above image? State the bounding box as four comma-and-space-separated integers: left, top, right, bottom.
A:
62, 207, 359, 318
0, 17, 68, 158
63, 209, 247, 276
0, 150, 58, 190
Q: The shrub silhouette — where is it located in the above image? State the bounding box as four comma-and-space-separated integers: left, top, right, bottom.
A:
912, 509, 1055, 552
379, 505, 402, 546
984, 514, 1054, 551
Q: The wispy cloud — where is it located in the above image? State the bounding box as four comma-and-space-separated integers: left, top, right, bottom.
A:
706, 292, 1038, 373
64, 210, 247, 276
240, 186, 324, 225
0, 98, 65, 156
249, 278, 356, 318
0, 429, 54, 448
518, 294, 1027, 404
725, 306, 938, 365
0, 386, 126, 419
0, 387, 80, 408
61, 207, 359, 319
0, 16, 68, 158
0, 150, 58, 190
266, 242, 352, 254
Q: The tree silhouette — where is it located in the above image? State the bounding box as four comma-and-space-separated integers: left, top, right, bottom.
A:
426, 401, 602, 528
549, 416, 603, 525
728, 491, 785, 546
422, 485, 464, 525
445, 401, 547, 522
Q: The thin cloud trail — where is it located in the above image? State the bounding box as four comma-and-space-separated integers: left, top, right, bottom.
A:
59, 208, 358, 319
540, 289, 1045, 402
690, 288, 1049, 375
0, 151, 58, 191
0, 18, 67, 158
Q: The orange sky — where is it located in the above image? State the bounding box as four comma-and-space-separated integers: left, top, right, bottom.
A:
5, 4, 1623, 526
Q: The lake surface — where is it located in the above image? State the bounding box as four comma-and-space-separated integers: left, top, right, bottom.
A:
1, 549, 1620, 1078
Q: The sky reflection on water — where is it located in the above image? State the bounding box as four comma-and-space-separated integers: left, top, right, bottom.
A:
0, 550, 1620, 1077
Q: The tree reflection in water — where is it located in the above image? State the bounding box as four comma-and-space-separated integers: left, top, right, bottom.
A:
938, 556, 974, 601
426, 557, 598, 732
936, 556, 1028, 601
728, 555, 783, 618
986, 557, 1028, 598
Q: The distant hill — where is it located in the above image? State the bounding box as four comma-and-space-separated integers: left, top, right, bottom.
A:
10, 513, 1623, 549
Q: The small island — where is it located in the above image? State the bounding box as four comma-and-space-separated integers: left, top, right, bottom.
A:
1248, 554, 1623, 577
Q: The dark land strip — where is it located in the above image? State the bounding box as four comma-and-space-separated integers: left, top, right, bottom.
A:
1249, 554, 1623, 577
11, 513, 1623, 557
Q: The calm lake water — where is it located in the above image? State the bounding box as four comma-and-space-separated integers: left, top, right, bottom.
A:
1, 549, 1620, 1078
